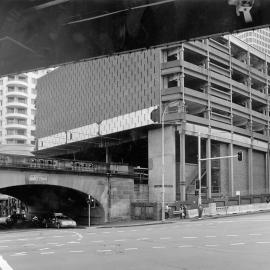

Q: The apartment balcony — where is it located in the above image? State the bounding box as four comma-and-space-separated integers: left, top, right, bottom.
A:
6, 101, 28, 109
6, 122, 28, 129
5, 134, 27, 140
6, 79, 28, 87
6, 90, 28, 98
6, 112, 28, 119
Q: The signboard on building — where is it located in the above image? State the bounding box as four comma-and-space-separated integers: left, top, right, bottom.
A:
26, 175, 48, 185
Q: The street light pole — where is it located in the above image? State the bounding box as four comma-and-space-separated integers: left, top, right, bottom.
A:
198, 133, 202, 206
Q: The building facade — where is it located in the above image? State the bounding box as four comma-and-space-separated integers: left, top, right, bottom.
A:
235, 27, 270, 55
36, 35, 270, 205
0, 70, 50, 155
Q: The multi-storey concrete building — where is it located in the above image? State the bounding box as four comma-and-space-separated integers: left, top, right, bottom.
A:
35, 35, 270, 205
0, 70, 50, 155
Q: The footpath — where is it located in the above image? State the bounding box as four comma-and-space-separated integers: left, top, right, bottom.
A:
96, 205, 270, 229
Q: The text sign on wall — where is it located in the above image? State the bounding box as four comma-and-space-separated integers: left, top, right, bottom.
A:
26, 175, 48, 184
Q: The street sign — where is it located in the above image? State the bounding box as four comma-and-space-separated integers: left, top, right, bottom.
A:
236, 191, 241, 196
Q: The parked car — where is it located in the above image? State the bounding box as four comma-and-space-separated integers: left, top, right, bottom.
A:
6, 213, 27, 225
43, 213, 77, 229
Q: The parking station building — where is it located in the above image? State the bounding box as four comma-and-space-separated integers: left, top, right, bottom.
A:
35, 35, 270, 210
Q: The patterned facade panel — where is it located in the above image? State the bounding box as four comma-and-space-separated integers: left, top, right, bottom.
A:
36, 49, 160, 138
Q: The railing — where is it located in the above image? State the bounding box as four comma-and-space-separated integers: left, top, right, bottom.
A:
0, 155, 149, 179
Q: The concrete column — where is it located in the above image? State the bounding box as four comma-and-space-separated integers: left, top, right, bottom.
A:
179, 131, 186, 201
248, 147, 253, 195
266, 151, 270, 193
105, 147, 111, 163
206, 137, 211, 199
229, 142, 234, 196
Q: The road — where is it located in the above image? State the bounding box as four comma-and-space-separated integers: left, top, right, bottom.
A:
1, 213, 270, 270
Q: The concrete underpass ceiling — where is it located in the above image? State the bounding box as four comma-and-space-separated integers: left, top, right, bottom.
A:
0, 185, 89, 213
1, 0, 270, 76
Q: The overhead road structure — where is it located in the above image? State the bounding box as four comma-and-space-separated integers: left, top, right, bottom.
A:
1, 0, 270, 76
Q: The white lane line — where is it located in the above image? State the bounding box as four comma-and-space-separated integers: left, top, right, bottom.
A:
47, 243, 58, 245
114, 239, 126, 242
136, 238, 150, 241
35, 237, 45, 240
205, 236, 216, 238
0, 240, 11, 243
74, 232, 83, 241
130, 230, 137, 232
91, 240, 104, 243
53, 236, 64, 238
160, 237, 171, 240
125, 248, 138, 251
69, 250, 84, 253
230, 243, 245, 246
102, 232, 110, 234
55, 244, 65, 247
177, 245, 193, 248
23, 244, 36, 247
183, 237, 197, 239
205, 244, 218, 247
10, 252, 27, 257
226, 235, 239, 237
17, 239, 28, 241
0, 255, 13, 269
97, 249, 112, 252
256, 241, 270, 244
40, 252, 55, 255
152, 246, 165, 249
249, 233, 262, 236
117, 231, 125, 233
39, 248, 50, 251
67, 241, 80, 244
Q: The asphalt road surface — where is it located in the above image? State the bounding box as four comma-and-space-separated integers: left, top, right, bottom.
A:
1, 213, 270, 270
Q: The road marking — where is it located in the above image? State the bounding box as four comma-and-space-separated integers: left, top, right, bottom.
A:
0, 240, 11, 243
35, 237, 45, 240
152, 246, 165, 249
10, 252, 27, 257
230, 243, 245, 246
97, 249, 112, 252
39, 248, 50, 251
91, 240, 104, 243
226, 234, 239, 237
177, 245, 193, 248
55, 244, 65, 247
102, 232, 110, 234
47, 242, 58, 245
0, 246, 8, 248
69, 250, 84, 253
130, 230, 137, 232
23, 244, 35, 247
67, 241, 80, 244
205, 244, 218, 247
183, 236, 197, 239
53, 235, 64, 238
256, 241, 270, 244
17, 238, 28, 241
136, 238, 150, 241
117, 231, 125, 233
40, 252, 55, 255
125, 248, 138, 251
205, 236, 216, 238
114, 239, 126, 242
160, 237, 171, 240
249, 233, 262, 236
74, 232, 83, 241
0, 255, 13, 270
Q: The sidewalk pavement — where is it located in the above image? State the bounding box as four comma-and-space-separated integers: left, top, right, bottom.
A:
95, 209, 270, 229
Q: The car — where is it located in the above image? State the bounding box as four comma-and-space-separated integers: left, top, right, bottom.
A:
43, 213, 77, 229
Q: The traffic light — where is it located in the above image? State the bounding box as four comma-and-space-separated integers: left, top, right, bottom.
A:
86, 196, 96, 208
237, 151, 243, 161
